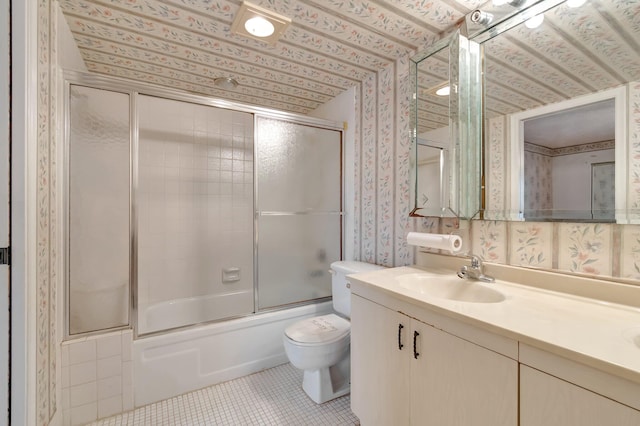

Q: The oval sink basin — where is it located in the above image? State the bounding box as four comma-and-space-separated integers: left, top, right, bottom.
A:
396, 273, 506, 303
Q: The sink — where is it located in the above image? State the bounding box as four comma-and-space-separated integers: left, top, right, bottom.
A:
622, 328, 640, 349
396, 273, 506, 303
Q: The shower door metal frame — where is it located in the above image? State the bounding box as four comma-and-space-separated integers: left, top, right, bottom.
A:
253, 116, 344, 312
63, 70, 344, 339
62, 76, 137, 340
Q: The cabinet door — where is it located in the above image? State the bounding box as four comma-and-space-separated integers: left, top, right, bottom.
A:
521, 365, 640, 426
411, 320, 518, 426
351, 295, 410, 426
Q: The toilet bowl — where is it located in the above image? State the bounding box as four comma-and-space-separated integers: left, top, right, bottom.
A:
283, 261, 385, 404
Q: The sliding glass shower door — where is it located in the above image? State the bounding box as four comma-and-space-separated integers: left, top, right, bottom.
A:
137, 96, 254, 334
256, 117, 342, 310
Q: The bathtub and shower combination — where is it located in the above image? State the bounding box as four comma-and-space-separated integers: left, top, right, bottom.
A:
64, 71, 344, 407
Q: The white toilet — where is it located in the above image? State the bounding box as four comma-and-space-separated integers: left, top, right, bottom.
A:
283, 260, 385, 404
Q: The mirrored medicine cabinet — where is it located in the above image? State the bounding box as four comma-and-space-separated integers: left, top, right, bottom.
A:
409, 28, 481, 220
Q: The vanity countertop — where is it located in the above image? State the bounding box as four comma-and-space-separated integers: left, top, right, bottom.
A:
349, 263, 640, 385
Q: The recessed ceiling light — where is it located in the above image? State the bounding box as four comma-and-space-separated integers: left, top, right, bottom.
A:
525, 13, 544, 29
231, 1, 291, 45
244, 16, 275, 37
214, 77, 239, 90
426, 82, 451, 97
436, 86, 451, 96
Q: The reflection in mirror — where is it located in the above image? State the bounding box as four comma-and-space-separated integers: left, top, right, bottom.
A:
416, 138, 451, 215
410, 42, 454, 218
410, 30, 481, 219
514, 89, 623, 222
477, 0, 639, 223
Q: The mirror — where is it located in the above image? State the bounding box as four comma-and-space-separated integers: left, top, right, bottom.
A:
416, 138, 451, 214
474, 0, 640, 223
510, 87, 625, 222
410, 30, 482, 219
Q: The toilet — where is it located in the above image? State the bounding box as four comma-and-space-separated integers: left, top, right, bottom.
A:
283, 260, 385, 404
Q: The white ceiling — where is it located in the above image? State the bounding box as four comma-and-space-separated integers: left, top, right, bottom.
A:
524, 99, 614, 148
58, 0, 640, 139
58, 0, 486, 114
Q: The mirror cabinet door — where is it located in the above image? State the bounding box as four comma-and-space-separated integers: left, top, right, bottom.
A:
410, 30, 482, 219
475, 0, 639, 223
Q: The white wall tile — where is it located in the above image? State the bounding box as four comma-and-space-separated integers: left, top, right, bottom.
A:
61, 345, 70, 367
98, 395, 123, 419
61, 366, 69, 389
68, 339, 96, 365
62, 388, 70, 410
97, 334, 121, 359
69, 360, 97, 387
70, 402, 97, 426
98, 375, 122, 400
122, 332, 133, 362
69, 381, 97, 408
97, 355, 122, 380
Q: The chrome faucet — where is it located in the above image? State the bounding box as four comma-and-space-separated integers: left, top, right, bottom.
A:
457, 255, 494, 283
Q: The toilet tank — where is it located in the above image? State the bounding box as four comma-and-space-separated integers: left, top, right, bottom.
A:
330, 261, 386, 318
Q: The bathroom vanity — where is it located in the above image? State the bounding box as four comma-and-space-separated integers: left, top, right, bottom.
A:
349, 255, 640, 426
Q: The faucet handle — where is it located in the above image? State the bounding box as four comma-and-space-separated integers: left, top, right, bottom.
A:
470, 255, 481, 269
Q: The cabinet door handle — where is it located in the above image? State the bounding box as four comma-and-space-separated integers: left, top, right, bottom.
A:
398, 324, 404, 350
413, 331, 420, 359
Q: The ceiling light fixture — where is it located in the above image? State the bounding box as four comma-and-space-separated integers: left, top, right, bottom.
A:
244, 16, 275, 37
231, 1, 291, 45
426, 82, 451, 97
436, 86, 451, 96
525, 13, 544, 29
214, 77, 239, 90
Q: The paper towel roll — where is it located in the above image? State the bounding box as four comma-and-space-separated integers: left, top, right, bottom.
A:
407, 232, 462, 253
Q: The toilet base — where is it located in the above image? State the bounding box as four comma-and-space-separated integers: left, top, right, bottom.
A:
301, 353, 350, 404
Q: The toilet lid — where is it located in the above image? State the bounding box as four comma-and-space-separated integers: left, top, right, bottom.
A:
284, 314, 350, 344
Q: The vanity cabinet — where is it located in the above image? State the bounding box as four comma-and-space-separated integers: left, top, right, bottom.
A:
520, 365, 640, 426
351, 294, 518, 426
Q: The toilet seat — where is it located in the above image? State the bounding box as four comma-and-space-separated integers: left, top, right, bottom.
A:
284, 314, 350, 345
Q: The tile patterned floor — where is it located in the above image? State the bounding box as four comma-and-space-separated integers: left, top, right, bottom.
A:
89, 363, 360, 425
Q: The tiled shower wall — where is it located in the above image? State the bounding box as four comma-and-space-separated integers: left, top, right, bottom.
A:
137, 97, 254, 309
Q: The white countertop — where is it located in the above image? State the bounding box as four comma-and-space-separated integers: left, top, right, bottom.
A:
349, 264, 640, 385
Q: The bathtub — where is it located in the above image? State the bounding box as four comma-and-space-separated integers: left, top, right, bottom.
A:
133, 300, 333, 406
137, 290, 255, 335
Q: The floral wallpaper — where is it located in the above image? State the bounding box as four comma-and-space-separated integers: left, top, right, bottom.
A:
485, 116, 506, 220
524, 149, 552, 214
354, 56, 414, 268
37, 0, 58, 424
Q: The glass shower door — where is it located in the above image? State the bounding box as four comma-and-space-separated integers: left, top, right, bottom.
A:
256, 117, 342, 310
67, 85, 131, 335
137, 95, 254, 334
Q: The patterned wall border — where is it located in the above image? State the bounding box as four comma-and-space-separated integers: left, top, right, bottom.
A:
525, 140, 615, 157
37, 0, 57, 423
485, 115, 506, 220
